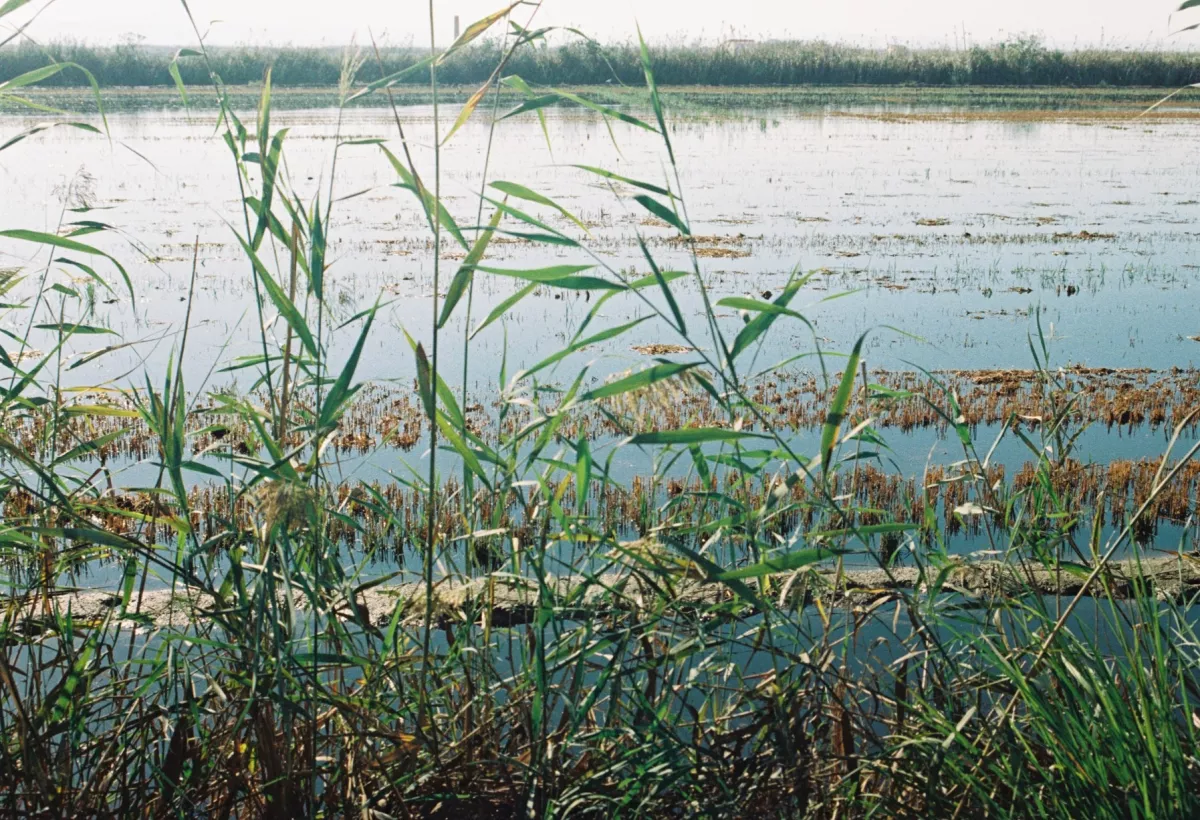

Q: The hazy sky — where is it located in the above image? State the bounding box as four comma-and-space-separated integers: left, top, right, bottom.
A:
7, 0, 1198, 48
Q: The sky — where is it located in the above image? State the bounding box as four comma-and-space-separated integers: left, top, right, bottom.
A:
6, 0, 1199, 49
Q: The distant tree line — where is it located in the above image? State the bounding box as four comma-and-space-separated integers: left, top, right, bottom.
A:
5, 36, 1200, 88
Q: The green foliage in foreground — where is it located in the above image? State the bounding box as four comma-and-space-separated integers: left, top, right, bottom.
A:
8, 34, 1200, 90
1, 4, 1199, 817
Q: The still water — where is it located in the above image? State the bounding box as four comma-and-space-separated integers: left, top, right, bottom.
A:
1, 100, 1198, 585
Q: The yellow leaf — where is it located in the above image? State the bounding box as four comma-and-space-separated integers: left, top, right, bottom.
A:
438, 2, 523, 63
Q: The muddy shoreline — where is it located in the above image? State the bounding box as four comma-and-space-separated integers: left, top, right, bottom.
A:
14, 554, 1199, 629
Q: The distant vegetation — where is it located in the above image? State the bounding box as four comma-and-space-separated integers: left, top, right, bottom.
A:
6, 36, 1200, 88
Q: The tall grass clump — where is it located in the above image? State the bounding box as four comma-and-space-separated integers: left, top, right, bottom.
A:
1, 1, 1200, 817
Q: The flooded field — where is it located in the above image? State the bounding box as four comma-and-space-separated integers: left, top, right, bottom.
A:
3, 99, 1198, 565
5, 102, 1200, 381
7, 102, 1200, 374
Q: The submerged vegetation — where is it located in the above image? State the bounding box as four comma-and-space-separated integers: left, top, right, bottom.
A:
1, 2, 1200, 818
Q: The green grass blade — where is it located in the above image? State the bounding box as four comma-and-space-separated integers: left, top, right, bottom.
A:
729, 278, 803, 361
0, 229, 133, 305
0, 0, 31, 19
638, 235, 686, 333
380, 145, 469, 250
318, 305, 376, 431
634, 194, 689, 236
570, 165, 672, 197
415, 342, 435, 421
470, 282, 536, 340
580, 362, 698, 403
820, 333, 867, 477
628, 429, 768, 445
0, 122, 101, 152
522, 316, 652, 380
232, 230, 318, 358
490, 181, 590, 234
716, 296, 806, 320
475, 264, 595, 283
252, 128, 288, 250
500, 88, 657, 134
637, 25, 675, 165
719, 548, 844, 581
503, 75, 554, 154
439, 207, 502, 328
310, 197, 326, 300
436, 414, 492, 490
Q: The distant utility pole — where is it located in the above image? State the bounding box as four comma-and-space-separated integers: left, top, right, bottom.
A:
454, 16, 461, 40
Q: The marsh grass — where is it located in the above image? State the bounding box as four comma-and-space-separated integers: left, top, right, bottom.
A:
11, 35, 1200, 90
1, 2, 1200, 817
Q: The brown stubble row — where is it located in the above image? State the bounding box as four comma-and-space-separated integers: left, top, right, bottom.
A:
5, 366, 1196, 463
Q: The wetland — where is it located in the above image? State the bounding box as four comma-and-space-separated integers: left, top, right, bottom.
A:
3, 27, 1200, 817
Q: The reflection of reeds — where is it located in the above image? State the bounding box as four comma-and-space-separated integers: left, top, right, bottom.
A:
18, 457, 1192, 557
